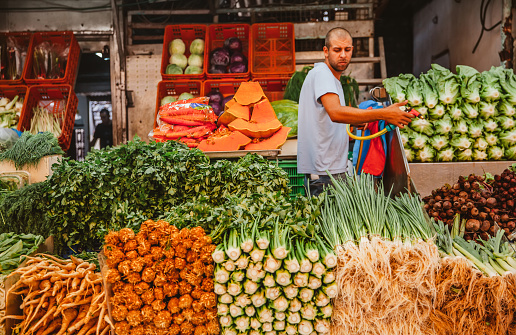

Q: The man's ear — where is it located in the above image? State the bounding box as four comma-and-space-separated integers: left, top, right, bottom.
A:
323, 45, 328, 58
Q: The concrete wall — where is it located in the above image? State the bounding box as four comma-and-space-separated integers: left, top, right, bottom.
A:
413, 0, 503, 74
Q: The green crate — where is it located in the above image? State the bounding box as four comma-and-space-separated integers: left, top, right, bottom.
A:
277, 160, 306, 198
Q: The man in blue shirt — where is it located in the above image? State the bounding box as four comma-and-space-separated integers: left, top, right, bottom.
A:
297, 27, 413, 196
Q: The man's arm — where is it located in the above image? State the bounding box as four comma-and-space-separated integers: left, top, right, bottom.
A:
320, 93, 414, 128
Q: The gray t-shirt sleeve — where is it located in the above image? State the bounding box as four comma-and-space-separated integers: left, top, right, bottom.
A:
313, 67, 341, 104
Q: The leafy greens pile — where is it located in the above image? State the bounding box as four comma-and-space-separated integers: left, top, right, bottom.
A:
384, 64, 516, 162
2, 138, 294, 255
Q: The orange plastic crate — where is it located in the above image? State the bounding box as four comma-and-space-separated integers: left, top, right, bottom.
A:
253, 77, 290, 102
18, 85, 78, 150
203, 79, 249, 99
161, 25, 208, 81
23, 31, 81, 86
154, 80, 203, 128
205, 23, 251, 80
0, 32, 32, 85
251, 23, 295, 77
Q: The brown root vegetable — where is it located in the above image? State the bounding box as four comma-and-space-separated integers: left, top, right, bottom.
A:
486, 197, 497, 208
507, 221, 515, 230
465, 219, 481, 232
480, 220, 491, 232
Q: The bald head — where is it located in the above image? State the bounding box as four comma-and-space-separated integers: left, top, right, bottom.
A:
325, 28, 352, 49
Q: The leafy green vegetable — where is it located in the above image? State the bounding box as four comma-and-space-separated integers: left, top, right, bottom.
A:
270, 100, 298, 137
0, 132, 63, 169
0, 232, 44, 274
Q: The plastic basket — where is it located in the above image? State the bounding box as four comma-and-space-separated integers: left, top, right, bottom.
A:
206, 23, 251, 80
23, 31, 81, 86
203, 79, 249, 99
253, 77, 290, 102
0, 32, 32, 85
161, 25, 207, 81
154, 80, 203, 128
277, 159, 306, 198
251, 23, 295, 77
18, 85, 78, 150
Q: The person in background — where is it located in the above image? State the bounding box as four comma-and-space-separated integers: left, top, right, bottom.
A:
89, 108, 113, 150
297, 27, 414, 196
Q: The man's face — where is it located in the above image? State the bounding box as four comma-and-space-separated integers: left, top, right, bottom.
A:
100, 112, 109, 123
324, 37, 353, 73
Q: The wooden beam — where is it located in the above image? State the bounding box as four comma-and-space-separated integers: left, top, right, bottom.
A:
294, 21, 374, 40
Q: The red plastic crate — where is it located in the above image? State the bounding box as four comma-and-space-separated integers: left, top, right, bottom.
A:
253, 77, 290, 102
202, 79, 249, 100
23, 31, 81, 86
154, 80, 203, 128
161, 25, 208, 81
205, 23, 251, 80
0, 32, 32, 85
251, 23, 295, 77
18, 85, 78, 151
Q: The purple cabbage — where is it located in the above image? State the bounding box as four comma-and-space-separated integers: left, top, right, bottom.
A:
210, 103, 223, 116
210, 47, 230, 66
229, 62, 248, 73
224, 37, 243, 54
206, 89, 224, 106
230, 51, 247, 65
209, 64, 227, 74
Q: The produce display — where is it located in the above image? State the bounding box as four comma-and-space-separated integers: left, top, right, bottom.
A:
205, 90, 233, 117
200, 81, 290, 151
32, 40, 68, 79
167, 38, 205, 75
160, 92, 195, 107
0, 232, 44, 275
0, 95, 23, 128
0, 35, 28, 81
423, 168, 516, 239
208, 37, 248, 74
5, 254, 110, 335
104, 220, 220, 335
214, 220, 336, 335
152, 97, 218, 148
384, 64, 516, 162
0, 131, 64, 169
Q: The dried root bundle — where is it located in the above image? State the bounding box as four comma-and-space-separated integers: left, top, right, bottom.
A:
430, 256, 516, 335
3, 254, 110, 335
104, 220, 219, 335
331, 238, 440, 335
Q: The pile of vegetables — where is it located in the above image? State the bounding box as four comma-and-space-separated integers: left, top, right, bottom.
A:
283, 66, 359, 107
0, 233, 44, 275
0, 95, 23, 128
152, 96, 218, 148
5, 254, 110, 335
206, 89, 233, 116
103, 220, 220, 335
423, 167, 516, 239
209, 37, 248, 74
167, 38, 205, 75
319, 173, 440, 335
201, 82, 291, 152
0, 131, 64, 169
6, 139, 290, 255
384, 64, 516, 162
213, 219, 336, 335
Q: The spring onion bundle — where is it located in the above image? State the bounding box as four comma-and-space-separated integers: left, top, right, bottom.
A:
30, 106, 63, 138
213, 218, 336, 335
319, 172, 441, 335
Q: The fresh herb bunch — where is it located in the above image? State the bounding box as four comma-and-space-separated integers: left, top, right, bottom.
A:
0, 131, 64, 169
0, 181, 51, 238
46, 137, 291, 255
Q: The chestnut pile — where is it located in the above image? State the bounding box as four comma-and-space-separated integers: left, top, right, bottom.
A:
423, 170, 516, 241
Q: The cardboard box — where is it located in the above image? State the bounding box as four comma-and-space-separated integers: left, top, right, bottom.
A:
4, 236, 54, 335
0, 155, 61, 185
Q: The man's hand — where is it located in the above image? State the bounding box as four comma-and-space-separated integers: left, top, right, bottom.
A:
382, 101, 414, 129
